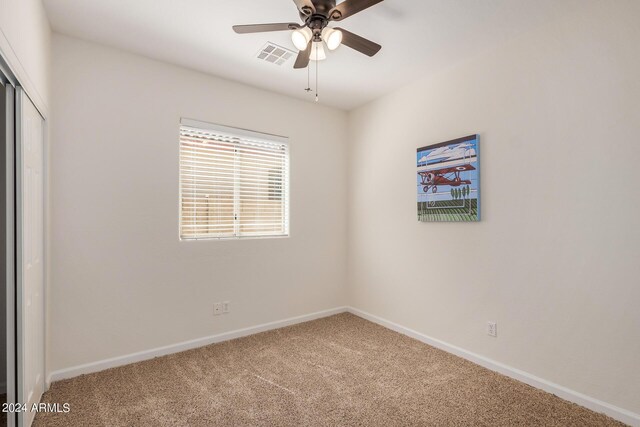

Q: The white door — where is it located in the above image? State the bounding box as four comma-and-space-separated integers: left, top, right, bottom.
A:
16, 88, 44, 427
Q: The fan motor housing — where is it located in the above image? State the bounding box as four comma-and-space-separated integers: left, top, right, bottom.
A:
299, 0, 337, 20
306, 15, 328, 40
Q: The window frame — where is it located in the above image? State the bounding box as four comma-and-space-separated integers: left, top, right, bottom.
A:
178, 118, 290, 241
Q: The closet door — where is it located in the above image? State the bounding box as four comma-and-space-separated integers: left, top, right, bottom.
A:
16, 88, 44, 427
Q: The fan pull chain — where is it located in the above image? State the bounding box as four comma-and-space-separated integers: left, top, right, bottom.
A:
305, 61, 311, 93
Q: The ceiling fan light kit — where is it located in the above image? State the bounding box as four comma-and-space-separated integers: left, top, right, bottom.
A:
291, 28, 341, 59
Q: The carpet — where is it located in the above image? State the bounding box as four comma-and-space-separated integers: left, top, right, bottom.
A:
34, 313, 625, 426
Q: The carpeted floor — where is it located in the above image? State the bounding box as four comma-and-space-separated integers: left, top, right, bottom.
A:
34, 313, 625, 426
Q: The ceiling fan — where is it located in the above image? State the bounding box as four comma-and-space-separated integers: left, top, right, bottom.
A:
233, 0, 383, 69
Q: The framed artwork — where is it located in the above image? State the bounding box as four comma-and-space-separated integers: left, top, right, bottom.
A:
417, 134, 480, 222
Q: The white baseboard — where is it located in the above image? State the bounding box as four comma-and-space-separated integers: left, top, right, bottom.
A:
346, 307, 640, 427
47, 306, 348, 385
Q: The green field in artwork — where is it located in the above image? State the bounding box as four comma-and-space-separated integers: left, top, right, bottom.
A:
417, 199, 478, 222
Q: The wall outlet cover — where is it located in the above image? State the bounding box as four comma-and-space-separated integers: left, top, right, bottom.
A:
487, 321, 497, 337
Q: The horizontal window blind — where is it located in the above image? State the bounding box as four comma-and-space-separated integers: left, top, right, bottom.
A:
179, 121, 289, 240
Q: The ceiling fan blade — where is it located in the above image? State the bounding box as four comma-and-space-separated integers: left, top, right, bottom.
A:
293, 40, 313, 69
233, 23, 300, 34
292, 0, 316, 15
329, 0, 384, 21
335, 28, 381, 56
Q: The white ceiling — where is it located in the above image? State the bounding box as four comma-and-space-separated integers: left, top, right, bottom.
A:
43, 0, 580, 110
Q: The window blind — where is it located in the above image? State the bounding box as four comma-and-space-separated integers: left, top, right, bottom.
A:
179, 120, 289, 240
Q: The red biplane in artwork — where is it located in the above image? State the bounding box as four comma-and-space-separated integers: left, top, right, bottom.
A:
418, 163, 476, 193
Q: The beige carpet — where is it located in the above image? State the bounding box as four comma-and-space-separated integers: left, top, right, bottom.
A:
35, 313, 625, 426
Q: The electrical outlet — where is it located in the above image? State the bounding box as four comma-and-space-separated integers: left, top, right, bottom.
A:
213, 303, 222, 316
487, 321, 497, 337
222, 301, 230, 314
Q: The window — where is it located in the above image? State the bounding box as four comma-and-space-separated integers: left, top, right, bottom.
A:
179, 119, 289, 240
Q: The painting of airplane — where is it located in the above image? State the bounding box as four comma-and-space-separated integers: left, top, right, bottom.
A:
418, 163, 475, 194
417, 135, 480, 222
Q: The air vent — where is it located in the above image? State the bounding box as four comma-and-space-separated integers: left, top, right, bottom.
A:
256, 42, 296, 66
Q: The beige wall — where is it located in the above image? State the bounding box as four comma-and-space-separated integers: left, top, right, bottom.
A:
49, 34, 348, 372
347, 1, 640, 415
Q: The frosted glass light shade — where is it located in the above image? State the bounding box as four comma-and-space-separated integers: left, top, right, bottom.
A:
310, 42, 327, 61
322, 27, 343, 51
291, 27, 312, 51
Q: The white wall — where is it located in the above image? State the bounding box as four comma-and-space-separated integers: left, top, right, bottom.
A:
49, 35, 348, 372
0, 0, 51, 114
348, 1, 640, 416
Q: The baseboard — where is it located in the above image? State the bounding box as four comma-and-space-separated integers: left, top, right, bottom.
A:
47, 306, 348, 385
346, 307, 640, 427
